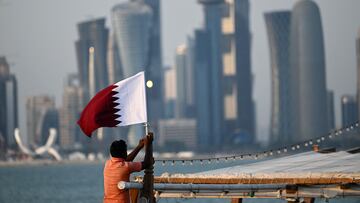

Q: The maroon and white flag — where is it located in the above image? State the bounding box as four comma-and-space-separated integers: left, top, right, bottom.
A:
77, 71, 147, 137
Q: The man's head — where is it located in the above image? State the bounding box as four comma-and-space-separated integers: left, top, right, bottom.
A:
110, 140, 127, 158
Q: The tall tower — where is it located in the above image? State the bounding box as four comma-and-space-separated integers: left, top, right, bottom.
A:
185, 37, 196, 113
59, 74, 83, 150
140, 0, 163, 96
112, 2, 152, 77
196, 0, 255, 149
163, 66, 176, 119
290, 0, 328, 142
234, 0, 255, 142
221, 0, 238, 142
142, 0, 165, 127
357, 29, 360, 124
194, 29, 213, 150
197, 0, 224, 149
174, 41, 195, 119
75, 18, 109, 104
264, 11, 292, 146
0, 57, 18, 155
175, 44, 188, 118
112, 1, 163, 145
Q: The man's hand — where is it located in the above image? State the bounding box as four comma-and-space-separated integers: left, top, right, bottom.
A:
138, 137, 146, 148
127, 137, 146, 162
146, 132, 154, 144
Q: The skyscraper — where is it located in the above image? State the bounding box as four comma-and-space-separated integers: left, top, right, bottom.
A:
140, 0, 165, 129
194, 29, 213, 150
139, 0, 163, 93
75, 18, 114, 152
112, 2, 152, 77
233, 0, 255, 142
290, 0, 328, 142
185, 37, 196, 113
75, 18, 109, 104
197, 0, 224, 150
59, 74, 83, 150
341, 95, 358, 127
112, 1, 164, 145
221, 0, 239, 139
264, 11, 292, 146
26, 96, 58, 147
163, 66, 176, 119
357, 28, 360, 124
174, 42, 195, 118
175, 44, 187, 118
195, 0, 255, 149
0, 57, 18, 155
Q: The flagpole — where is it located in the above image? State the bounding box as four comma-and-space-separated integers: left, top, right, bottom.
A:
144, 122, 149, 135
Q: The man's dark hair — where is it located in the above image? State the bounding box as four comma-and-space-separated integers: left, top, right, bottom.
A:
110, 140, 127, 158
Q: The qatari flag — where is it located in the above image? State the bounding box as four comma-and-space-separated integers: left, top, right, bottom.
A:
77, 71, 147, 137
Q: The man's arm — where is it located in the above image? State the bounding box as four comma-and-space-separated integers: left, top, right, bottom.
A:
126, 138, 145, 162
141, 133, 154, 170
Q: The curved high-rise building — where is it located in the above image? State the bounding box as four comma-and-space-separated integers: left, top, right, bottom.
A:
112, 2, 152, 77
290, 0, 328, 142
112, 1, 164, 145
264, 11, 292, 146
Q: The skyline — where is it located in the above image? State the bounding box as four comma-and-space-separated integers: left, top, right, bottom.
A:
1, 0, 360, 144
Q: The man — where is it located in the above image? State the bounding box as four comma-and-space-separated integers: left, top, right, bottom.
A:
103, 134, 153, 203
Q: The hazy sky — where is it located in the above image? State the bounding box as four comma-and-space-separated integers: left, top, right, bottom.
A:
0, 0, 359, 143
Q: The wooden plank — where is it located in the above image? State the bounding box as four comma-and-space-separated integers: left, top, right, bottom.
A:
153, 177, 360, 185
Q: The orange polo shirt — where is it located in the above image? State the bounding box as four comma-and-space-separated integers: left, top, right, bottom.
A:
103, 157, 142, 203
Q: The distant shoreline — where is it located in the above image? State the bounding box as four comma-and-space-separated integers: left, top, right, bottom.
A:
0, 159, 105, 167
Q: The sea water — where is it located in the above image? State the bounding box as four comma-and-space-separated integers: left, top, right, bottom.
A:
0, 161, 359, 203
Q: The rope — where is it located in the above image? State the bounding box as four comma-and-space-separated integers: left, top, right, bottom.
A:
155, 121, 359, 166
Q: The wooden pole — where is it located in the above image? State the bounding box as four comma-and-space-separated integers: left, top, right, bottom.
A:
303, 197, 315, 203
139, 132, 154, 203
230, 198, 242, 203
